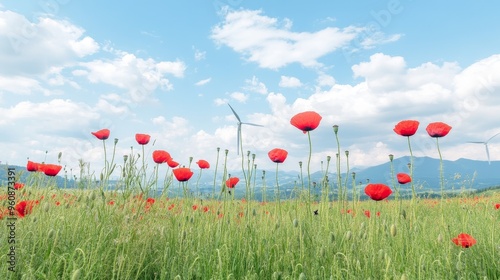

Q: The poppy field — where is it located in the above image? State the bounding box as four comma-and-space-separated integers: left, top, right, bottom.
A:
2, 112, 500, 279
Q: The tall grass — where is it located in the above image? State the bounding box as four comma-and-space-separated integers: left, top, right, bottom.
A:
2, 186, 499, 279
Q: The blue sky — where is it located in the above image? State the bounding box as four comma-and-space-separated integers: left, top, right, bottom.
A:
2, 0, 500, 178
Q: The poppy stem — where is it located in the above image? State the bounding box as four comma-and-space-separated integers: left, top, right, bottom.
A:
307, 131, 313, 209
436, 138, 444, 201
407, 136, 415, 201
275, 162, 281, 221
213, 148, 220, 199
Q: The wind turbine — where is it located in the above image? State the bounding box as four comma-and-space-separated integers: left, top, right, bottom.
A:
227, 103, 264, 155
467, 132, 500, 164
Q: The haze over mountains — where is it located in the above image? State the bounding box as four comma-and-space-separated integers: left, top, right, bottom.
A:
2, 156, 499, 199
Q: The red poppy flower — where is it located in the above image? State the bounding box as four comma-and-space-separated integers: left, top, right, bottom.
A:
393, 120, 419, 137
426, 122, 452, 138
152, 150, 172, 164
167, 160, 179, 168
192, 205, 198, 211
364, 210, 371, 218
268, 148, 288, 163
14, 182, 25, 190
196, 160, 210, 169
43, 164, 62, 176
172, 167, 194, 182
91, 129, 110, 140
135, 133, 151, 145
290, 111, 322, 134
15, 200, 35, 218
226, 177, 240, 188
364, 183, 392, 201
37, 163, 46, 173
495, 203, 500, 210
452, 233, 476, 248
27, 160, 39, 172
397, 173, 412, 184
203, 206, 209, 212
146, 197, 155, 204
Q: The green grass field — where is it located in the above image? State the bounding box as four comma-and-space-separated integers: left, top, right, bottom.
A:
2, 186, 499, 279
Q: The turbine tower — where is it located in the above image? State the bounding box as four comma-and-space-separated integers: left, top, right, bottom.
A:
227, 104, 264, 155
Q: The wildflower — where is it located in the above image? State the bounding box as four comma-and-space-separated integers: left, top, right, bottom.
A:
495, 203, 500, 210
91, 129, 110, 140
192, 205, 198, 211
397, 173, 412, 184
172, 167, 194, 182
196, 160, 210, 169
426, 122, 452, 138
27, 160, 40, 172
15, 200, 36, 217
364, 183, 392, 201
290, 111, 322, 134
268, 148, 288, 163
226, 177, 240, 188
43, 164, 63, 176
152, 150, 172, 164
203, 206, 209, 212
393, 120, 419, 136
167, 160, 179, 168
135, 133, 151, 145
364, 210, 371, 218
452, 233, 476, 248
14, 182, 24, 190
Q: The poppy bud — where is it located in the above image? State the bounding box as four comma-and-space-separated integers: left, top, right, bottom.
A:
44, 203, 50, 212
389, 154, 394, 161
390, 224, 397, 237
330, 232, 335, 243
333, 125, 339, 134
345, 231, 352, 241
114, 138, 119, 145
400, 274, 408, 280
298, 272, 306, 280
345, 150, 349, 157
293, 219, 299, 228
48, 229, 55, 239
71, 269, 82, 280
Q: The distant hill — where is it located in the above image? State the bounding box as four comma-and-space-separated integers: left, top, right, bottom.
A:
2, 156, 499, 200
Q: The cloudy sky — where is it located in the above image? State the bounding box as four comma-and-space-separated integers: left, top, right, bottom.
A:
1, 1, 500, 178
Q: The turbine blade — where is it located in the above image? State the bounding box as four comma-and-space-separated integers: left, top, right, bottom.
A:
467, 141, 485, 144
241, 122, 264, 127
486, 132, 500, 143
227, 103, 241, 123
485, 143, 491, 164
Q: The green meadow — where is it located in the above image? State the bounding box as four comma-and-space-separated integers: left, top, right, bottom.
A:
2, 120, 500, 279
2, 185, 500, 279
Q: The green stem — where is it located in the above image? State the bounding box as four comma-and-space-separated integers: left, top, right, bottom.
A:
307, 132, 312, 207
407, 136, 415, 201
275, 163, 281, 221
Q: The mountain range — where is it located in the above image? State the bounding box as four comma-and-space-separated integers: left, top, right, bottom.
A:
2, 156, 499, 200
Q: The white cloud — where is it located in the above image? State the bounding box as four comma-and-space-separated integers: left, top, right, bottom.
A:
230, 91, 248, 103
0, 99, 99, 133
78, 52, 186, 101
279, 75, 302, 88
211, 9, 361, 69
193, 47, 206, 61
244, 76, 268, 94
316, 72, 336, 88
0, 11, 99, 76
0, 75, 45, 94
195, 78, 212, 86
214, 98, 229, 106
